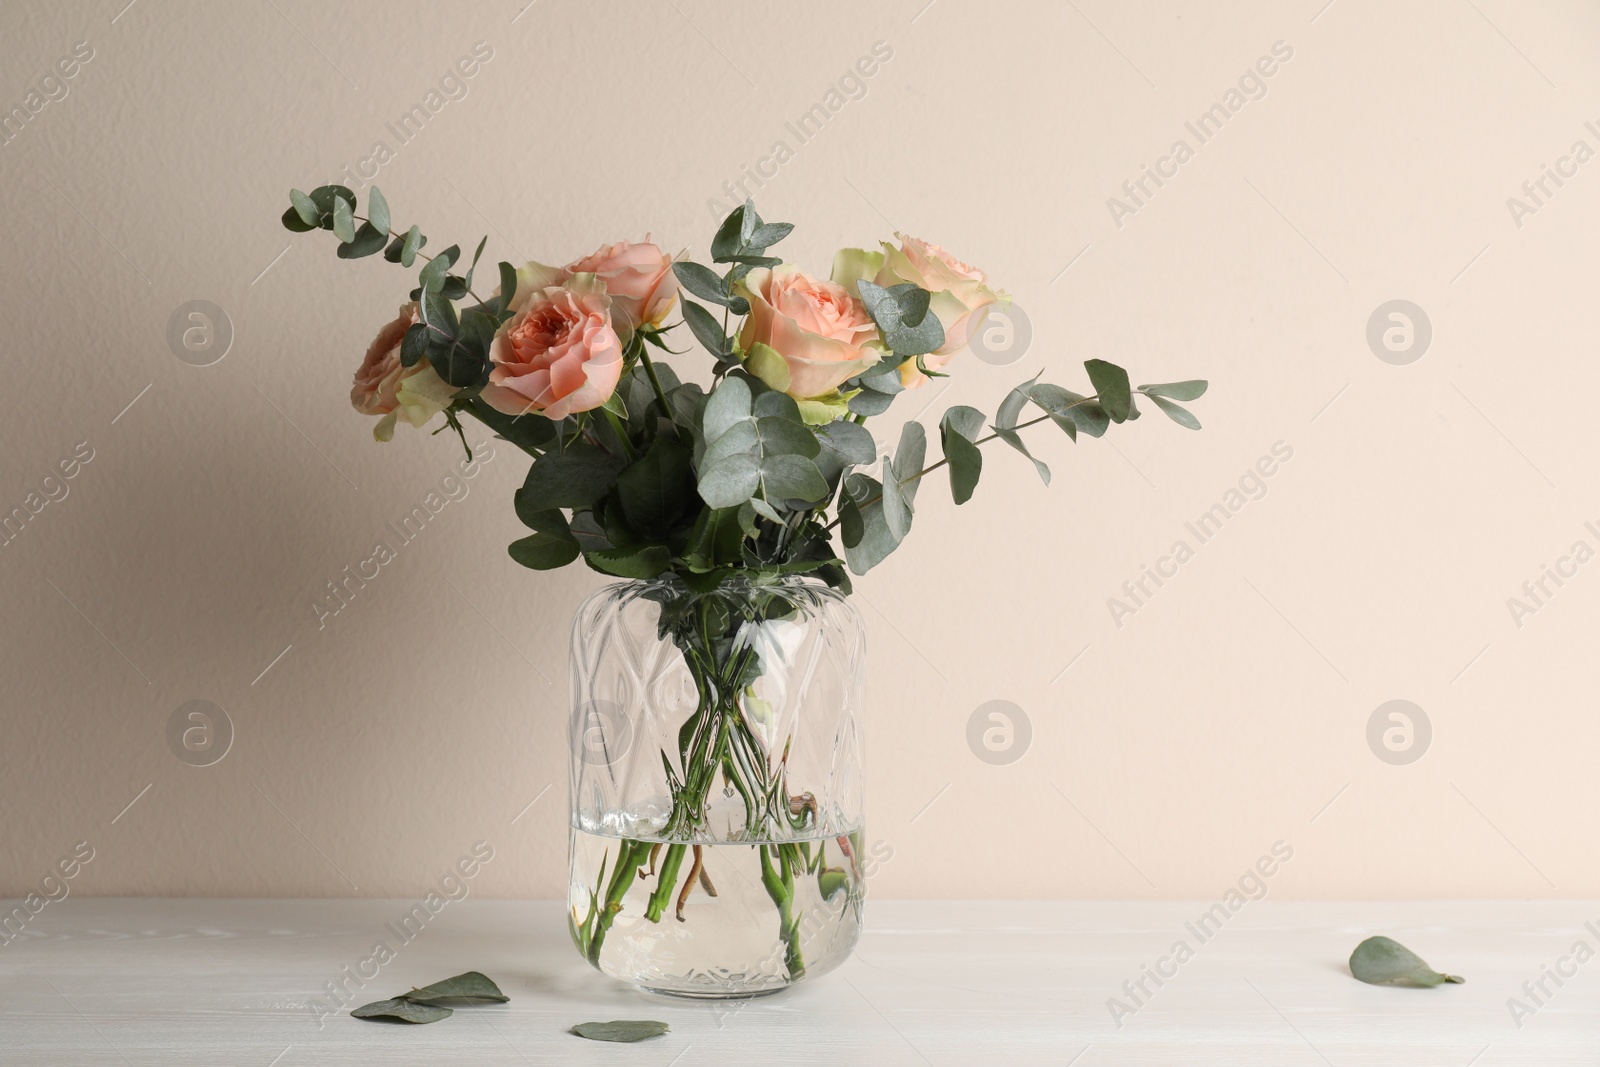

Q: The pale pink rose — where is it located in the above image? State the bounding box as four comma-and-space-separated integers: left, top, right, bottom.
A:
737, 266, 881, 400
482, 274, 624, 420
351, 304, 458, 440
565, 238, 679, 331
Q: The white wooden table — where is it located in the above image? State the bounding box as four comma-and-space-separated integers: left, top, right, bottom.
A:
0, 899, 1588, 1064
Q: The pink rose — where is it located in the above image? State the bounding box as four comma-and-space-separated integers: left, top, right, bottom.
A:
565, 238, 679, 332
737, 266, 881, 400
482, 274, 625, 420
351, 303, 456, 441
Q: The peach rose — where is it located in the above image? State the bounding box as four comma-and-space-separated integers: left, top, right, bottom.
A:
482, 273, 624, 420
565, 237, 679, 332
832, 234, 1006, 387
351, 303, 457, 441
736, 266, 881, 402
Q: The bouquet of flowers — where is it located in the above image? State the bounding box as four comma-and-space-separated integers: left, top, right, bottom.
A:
281, 187, 1206, 991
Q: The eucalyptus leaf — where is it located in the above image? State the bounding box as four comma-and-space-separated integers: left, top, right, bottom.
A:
673, 261, 733, 307
816, 420, 876, 466
682, 299, 732, 360
569, 1020, 670, 1043
993, 426, 1050, 484
858, 364, 905, 398
880, 457, 909, 540
892, 420, 927, 507
702, 377, 751, 442
847, 385, 896, 416
352, 997, 453, 1024
404, 971, 510, 1003
940, 405, 985, 505
402, 225, 425, 268
281, 205, 316, 232
1139, 379, 1208, 401
749, 497, 784, 523
1085, 358, 1133, 422
1349, 936, 1464, 987
857, 280, 944, 356
995, 374, 1041, 433
756, 415, 821, 460
366, 186, 390, 235
841, 472, 901, 575
814, 419, 876, 484
288, 188, 319, 227
698, 453, 761, 509
747, 221, 794, 249
1148, 394, 1201, 430
336, 222, 387, 259
710, 202, 747, 261
308, 184, 355, 222
399, 322, 429, 368
761, 454, 828, 503
752, 390, 801, 421
895, 285, 930, 327
701, 419, 760, 471
331, 195, 356, 244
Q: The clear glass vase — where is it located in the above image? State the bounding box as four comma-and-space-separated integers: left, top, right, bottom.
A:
566, 575, 866, 998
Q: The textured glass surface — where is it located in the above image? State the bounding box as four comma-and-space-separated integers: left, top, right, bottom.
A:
566, 576, 865, 996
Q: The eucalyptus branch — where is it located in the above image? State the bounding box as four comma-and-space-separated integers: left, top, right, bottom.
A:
351, 215, 492, 306
823, 410, 1068, 530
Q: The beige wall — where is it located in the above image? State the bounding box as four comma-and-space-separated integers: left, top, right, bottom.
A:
3, 0, 1596, 902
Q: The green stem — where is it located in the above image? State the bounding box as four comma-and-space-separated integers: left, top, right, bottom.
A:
587, 838, 648, 965
644, 844, 687, 923
599, 407, 636, 461
759, 844, 805, 979
637, 346, 678, 429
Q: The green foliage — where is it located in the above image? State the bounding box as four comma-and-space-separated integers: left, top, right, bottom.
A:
856, 280, 944, 357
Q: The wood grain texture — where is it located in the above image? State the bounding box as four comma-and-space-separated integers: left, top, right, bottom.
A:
0, 898, 1589, 1065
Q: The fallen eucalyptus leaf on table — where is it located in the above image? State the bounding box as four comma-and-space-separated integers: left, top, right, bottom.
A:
404, 971, 510, 1003
352, 971, 509, 1023
351, 997, 454, 1024
569, 1020, 671, 1042
1349, 936, 1464, 987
